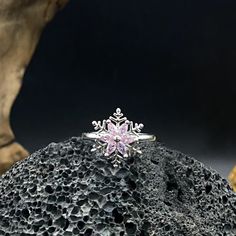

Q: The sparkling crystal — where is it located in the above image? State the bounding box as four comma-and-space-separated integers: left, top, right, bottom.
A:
99, 121, 135, 157
117, 142, 127, 155
107, 122, 117, 134
91, 108, 145, 166
106, 142, 116, 155
119, 123, 128, 135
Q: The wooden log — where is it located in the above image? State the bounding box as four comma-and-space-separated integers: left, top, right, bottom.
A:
229, 166, 236, 192
0, 0, 69, 174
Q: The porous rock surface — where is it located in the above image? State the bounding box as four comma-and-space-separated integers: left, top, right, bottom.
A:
0, 137, 236, 235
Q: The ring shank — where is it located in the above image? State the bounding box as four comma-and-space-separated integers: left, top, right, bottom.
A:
83, 132, 156, 142
138, 133, 156, 141
83, 132, 100, 139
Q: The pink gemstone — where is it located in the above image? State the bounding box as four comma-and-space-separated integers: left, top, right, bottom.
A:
121, 134, 135, 144
99, 121, 137, 157
119, 123, 128, 135
117, 142, 127, 155
106, 141, 116, 155
107, 122, 117, 134
99, 134, 111, 142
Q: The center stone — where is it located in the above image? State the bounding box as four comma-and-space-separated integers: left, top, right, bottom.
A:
114, 135, 121, 142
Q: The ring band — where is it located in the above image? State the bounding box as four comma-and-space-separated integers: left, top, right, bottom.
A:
83, 132, 156, 142
83, 108, 156, 167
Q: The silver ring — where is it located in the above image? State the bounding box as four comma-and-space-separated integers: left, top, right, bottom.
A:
83, 108, 156, 167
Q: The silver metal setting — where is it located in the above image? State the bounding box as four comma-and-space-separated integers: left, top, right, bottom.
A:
83, 108, 156, 167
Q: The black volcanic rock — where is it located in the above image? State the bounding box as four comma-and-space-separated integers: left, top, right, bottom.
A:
0, 137, 236, 235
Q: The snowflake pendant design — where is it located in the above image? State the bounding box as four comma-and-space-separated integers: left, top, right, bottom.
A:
90, 108, 144, 167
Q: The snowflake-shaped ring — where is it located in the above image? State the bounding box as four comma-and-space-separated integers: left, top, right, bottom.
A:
83, 108, 156, 167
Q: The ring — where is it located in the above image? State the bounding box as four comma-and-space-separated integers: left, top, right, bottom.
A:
83, 108, 156, 167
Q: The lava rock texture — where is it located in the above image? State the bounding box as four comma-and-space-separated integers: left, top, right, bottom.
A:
0, 137, 236, 236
